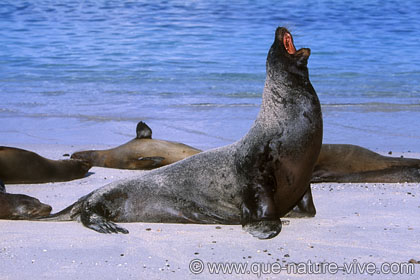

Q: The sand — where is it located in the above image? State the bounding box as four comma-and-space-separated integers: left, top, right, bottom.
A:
1, 144, 419, 279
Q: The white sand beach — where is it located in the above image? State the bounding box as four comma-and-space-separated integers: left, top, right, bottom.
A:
0, 144, 419, 279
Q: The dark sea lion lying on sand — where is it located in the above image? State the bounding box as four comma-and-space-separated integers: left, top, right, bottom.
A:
71, 122, 200, 170
40, 27, 323, 239
0, 180, 52, 219
0, 146, 92, 184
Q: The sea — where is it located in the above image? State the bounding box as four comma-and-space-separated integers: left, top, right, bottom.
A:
1, 0, 420, 152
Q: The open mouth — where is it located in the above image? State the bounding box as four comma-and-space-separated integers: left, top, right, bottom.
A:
283, 32, 296, 55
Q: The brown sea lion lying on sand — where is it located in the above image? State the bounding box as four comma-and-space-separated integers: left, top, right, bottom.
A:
0, 146, 92, 184
312, 144, 420, 183
71, 121, 201, 170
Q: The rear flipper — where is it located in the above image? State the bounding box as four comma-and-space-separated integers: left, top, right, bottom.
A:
136, 121, 153, 139
241, 181, 282, 239
80, 207, 129, 234
285, 186, 316, 218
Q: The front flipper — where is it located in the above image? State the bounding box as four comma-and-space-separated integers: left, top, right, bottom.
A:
241, 180, 282, 239
138, 156, 165, 167
80, 208, 129, 234
130, 156, 165, 169
243, 220, 282, 239
285, 185, 316, 218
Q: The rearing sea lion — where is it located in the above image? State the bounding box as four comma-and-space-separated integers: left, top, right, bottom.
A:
40, 27, 323, 239
0, 146, 92, 184
71, 121, 201, 170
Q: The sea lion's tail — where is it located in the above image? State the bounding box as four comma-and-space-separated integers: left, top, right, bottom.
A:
36, 195, 87, 221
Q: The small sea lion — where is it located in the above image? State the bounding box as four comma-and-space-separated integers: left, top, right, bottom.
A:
312, 144, 420, 183
0, 146, 92, 184
40, 27, 323, 239
71, 121, 201, 170
0, 180, 52, 219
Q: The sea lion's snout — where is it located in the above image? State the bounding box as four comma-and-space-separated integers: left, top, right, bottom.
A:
40, 204, 53, 216
276, 27, 310, 61
71, 151, 94, 165
30, 203, 52, 218
78, 159, 93, 171
295, 48, 311, 67
269, 27, 312, 78
71, 151, 85, 160
296, 48, 310, 58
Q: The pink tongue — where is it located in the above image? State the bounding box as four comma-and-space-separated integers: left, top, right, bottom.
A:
283, 33, 296, 55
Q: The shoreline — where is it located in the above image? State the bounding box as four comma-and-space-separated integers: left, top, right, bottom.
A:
1, 144, 419, 279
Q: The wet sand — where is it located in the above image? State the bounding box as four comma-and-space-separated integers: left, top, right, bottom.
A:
1, 144, 419, 279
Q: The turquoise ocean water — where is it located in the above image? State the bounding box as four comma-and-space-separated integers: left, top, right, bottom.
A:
1, 1, 420, 151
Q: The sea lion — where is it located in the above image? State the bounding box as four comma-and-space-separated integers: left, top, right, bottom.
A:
71, 121, 201, 170
312, 144, 420, 183
40, 27, 322, 239
0, 146, 92, 184
71, 121, 317, 219
0, 180, 52, 219
72, 121, 318, 218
